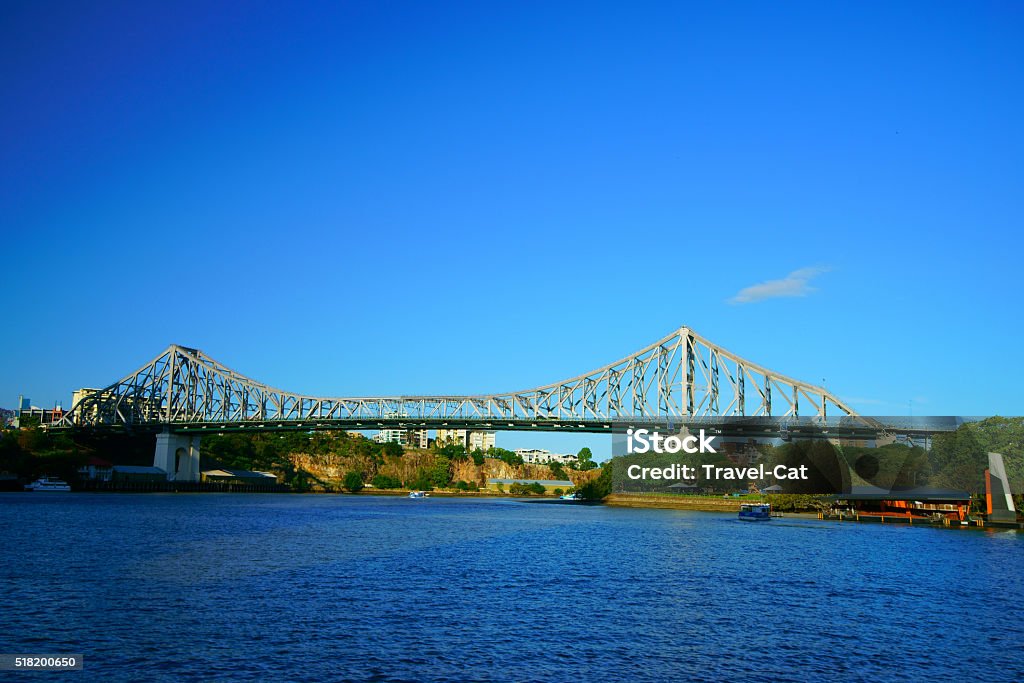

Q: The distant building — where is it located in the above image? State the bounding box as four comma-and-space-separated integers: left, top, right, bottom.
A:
407, 429, 428, 449
374, 428, 408, 445
372, 412, 420, 446
68, 387, 161, 425
78, 456, 114, 481
70, 388, 104, 424
201, 469, 279, 485
468, 430, 495, 452
831, 487, 972, 522
515, 448, 578, 465
373, 427, 427, 448
436, 429, 468, 448
13, 395, 63, 427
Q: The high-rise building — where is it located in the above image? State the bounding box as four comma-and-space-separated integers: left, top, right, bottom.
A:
374, 428, 407, 445
468, 430, 496, 453
436, 429, 468, 447
406, 429, 428, 449
374, 412, 413, 446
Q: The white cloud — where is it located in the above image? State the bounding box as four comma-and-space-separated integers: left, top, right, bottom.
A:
728, 266, 831, 305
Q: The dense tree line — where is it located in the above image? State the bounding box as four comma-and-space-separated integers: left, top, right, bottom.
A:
0, 428, 153, 482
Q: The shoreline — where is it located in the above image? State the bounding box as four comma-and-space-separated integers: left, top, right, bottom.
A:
604, 493, 821, 517
9, 487, 570, 502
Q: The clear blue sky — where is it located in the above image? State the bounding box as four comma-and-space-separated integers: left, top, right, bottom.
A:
2, 1, 1022, 459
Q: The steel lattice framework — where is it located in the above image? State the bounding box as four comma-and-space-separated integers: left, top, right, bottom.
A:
55, 326, 860, 432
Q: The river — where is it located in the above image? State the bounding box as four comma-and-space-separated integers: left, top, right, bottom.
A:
1, 493, 1022, 681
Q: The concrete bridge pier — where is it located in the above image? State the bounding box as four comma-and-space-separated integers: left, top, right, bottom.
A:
153, 429, 201, 481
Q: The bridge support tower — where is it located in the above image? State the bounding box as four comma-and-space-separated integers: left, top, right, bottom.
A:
153, 429, 201, 482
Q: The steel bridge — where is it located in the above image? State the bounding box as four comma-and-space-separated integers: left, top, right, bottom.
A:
56, 325, 863, 435
50, 325, 954, 480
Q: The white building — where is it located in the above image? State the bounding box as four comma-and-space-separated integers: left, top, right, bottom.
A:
374, 412, 421, 446
436, 429, 468, 447
514, 448, 579, 465
374, 428, 427, 447
374, 428, 408, 445
468, 430, 495, 453
407, 429, 428, 449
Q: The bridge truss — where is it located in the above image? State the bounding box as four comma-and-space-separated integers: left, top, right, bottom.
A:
55, 326, 861, 433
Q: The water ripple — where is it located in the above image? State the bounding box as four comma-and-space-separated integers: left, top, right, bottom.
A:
1, 493, 1022, 681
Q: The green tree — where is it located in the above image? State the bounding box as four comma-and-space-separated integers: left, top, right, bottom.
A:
577, 447, 597, 470
577, 460, 613, 500
428, 456, 452, 487
409, 470, 434, 491
0, 430, 29, 476
471, 448, 485, 466
438, 443, 468, 461
509, 481, 550, 495
488, 447, 524, 466
291, 470, 311, 492
343, 471, 364, 493
371, 474, 402, 489
765, 494, 831, 512
929, 425, 989, 493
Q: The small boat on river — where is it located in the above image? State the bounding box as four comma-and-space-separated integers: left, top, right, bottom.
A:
24, 477, 72, 492
738, 503, 771, 521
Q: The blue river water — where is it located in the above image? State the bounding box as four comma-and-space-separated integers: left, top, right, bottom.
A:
1, 493, 1022, 682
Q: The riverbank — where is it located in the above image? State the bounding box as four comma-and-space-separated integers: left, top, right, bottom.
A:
353, 488, 565, 499
604, 493, 820, 517
605, 493, 744, 512
18, 484, 569, 500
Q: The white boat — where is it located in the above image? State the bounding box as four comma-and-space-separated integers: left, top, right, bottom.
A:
408, 491, 429, 499
24, 477, 71, 492
560, 492, 582, 500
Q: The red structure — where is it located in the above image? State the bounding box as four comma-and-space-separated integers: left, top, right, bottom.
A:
833, 488, 971, 522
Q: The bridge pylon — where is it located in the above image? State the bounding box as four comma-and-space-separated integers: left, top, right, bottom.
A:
153, 429, 200, 482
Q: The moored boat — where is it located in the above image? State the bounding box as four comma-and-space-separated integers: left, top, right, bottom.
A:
738, 503, 771, 521
408, 491, 429, 499
24, 477, 72, 492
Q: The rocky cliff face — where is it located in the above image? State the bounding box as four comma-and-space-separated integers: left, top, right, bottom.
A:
288, 449, 597, 489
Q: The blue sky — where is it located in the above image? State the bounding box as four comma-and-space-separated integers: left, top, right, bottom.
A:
2, 1, 1022, 459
